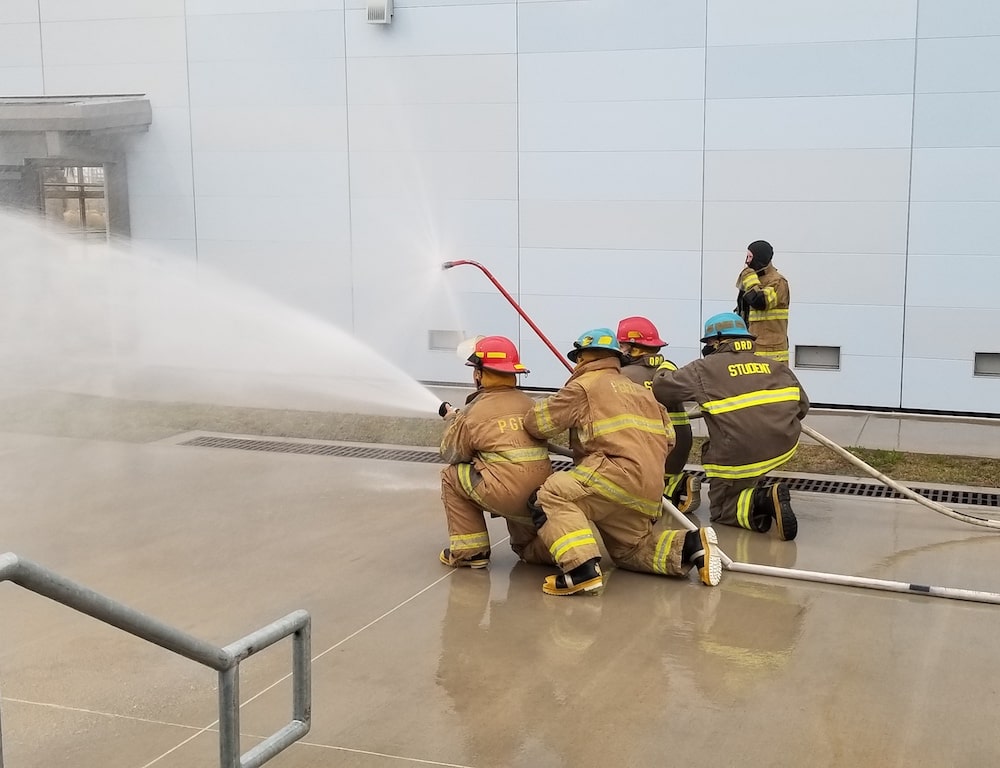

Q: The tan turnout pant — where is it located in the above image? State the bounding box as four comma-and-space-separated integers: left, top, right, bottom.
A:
707, 475, 769, 532
534, 470, 690, 576
440, 464, 553, 565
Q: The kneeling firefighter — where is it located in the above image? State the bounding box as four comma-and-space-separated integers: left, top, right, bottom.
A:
616, 316, 701, 514
523, 328, 722, 596
652, 313, 809, 540
438, 336, 554, 568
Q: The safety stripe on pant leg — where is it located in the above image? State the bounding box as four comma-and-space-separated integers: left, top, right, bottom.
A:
550, 528, 598, 562
449, 531, 491, 552
457, 463, 486, 507
736, 487, 756, 530
653, 530, 679, 575
664, 472, 683, 499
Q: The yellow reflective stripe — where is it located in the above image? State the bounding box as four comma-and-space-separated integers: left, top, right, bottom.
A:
550, 528, 598, 561
748, 308, 788, 321
653, 530, 679, 575
667, 410, 690, 426
591, 414, 667, 439
656, 360, 678, 373
532, 400, 558, 437
755, 349, 789, 362
736, 488, 755, 529
664, 472, 684, 498
569, 466, 662, 517
702, 386, 800, 415
457, 463, 486, 506
449, 531, 491, 552
479, 446, 551, 464
741, 274, 761, 291
704, 445, 798, 480
762, 286, 779, 308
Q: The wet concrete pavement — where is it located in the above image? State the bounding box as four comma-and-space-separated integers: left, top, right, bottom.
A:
1, 429, 999, 767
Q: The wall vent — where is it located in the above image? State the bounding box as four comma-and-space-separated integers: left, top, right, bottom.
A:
795, 345, 841, 370
974, 352, 1000, 377
367, 0, 393, 24
429, 330, 465, 352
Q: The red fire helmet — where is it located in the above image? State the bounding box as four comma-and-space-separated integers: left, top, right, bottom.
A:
465, 335, 529, 374
616, 316, 666, 348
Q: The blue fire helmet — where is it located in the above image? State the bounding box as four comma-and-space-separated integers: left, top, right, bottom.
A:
700, 312, 756, 343
567, 328, 623, 363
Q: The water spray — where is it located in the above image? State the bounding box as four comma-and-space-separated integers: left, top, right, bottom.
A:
445, 257, 1000, 604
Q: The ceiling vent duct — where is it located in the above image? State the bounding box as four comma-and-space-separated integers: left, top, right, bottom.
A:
367, 0, 393, 24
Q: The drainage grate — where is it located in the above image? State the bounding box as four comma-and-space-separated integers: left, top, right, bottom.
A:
181, 435, 1000, 509
181, 436, 443, 464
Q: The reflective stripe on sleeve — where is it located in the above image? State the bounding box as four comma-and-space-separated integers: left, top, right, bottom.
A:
532, 400, 559, 437
755, 349, 790, 362
590, 413, 668, 439
741, 274, 762, 291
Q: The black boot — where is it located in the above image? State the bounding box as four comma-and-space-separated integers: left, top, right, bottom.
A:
682, 528, 722, 586
753, 483, 797, 541
542, 558, 603, 596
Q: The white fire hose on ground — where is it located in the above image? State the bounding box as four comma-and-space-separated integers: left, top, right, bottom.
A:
657, 414, 1000, 606
548, 419, 1000, 605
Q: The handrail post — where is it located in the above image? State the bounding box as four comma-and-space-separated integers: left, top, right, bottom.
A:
219, 667, 240, 768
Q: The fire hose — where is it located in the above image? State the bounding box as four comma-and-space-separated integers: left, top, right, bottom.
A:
444, 259, 1000, 605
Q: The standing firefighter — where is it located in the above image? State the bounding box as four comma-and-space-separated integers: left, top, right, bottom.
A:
616, 316, 701, 514
438, 336, 554, 568
652, 313, 809, 540
523, 328, 721, 596
736, 239, 790, 363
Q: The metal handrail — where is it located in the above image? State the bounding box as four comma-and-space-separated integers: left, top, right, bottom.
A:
0, 552, 311, 768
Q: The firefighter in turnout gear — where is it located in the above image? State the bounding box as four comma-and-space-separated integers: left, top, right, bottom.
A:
616, 316, 701, 514
438, 336, 554, 568
735, 240, 790, 363
523, 328, 722, 596
652, 313, 809, 540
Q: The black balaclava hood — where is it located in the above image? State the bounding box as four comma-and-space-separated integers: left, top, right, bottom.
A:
747, 240, 774, 271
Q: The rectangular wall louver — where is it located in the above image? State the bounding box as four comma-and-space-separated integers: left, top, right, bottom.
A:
795, 345, 841, 370
429, 330, 465, 352
367, 0, 393, 24
974, 352, 1000, 377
